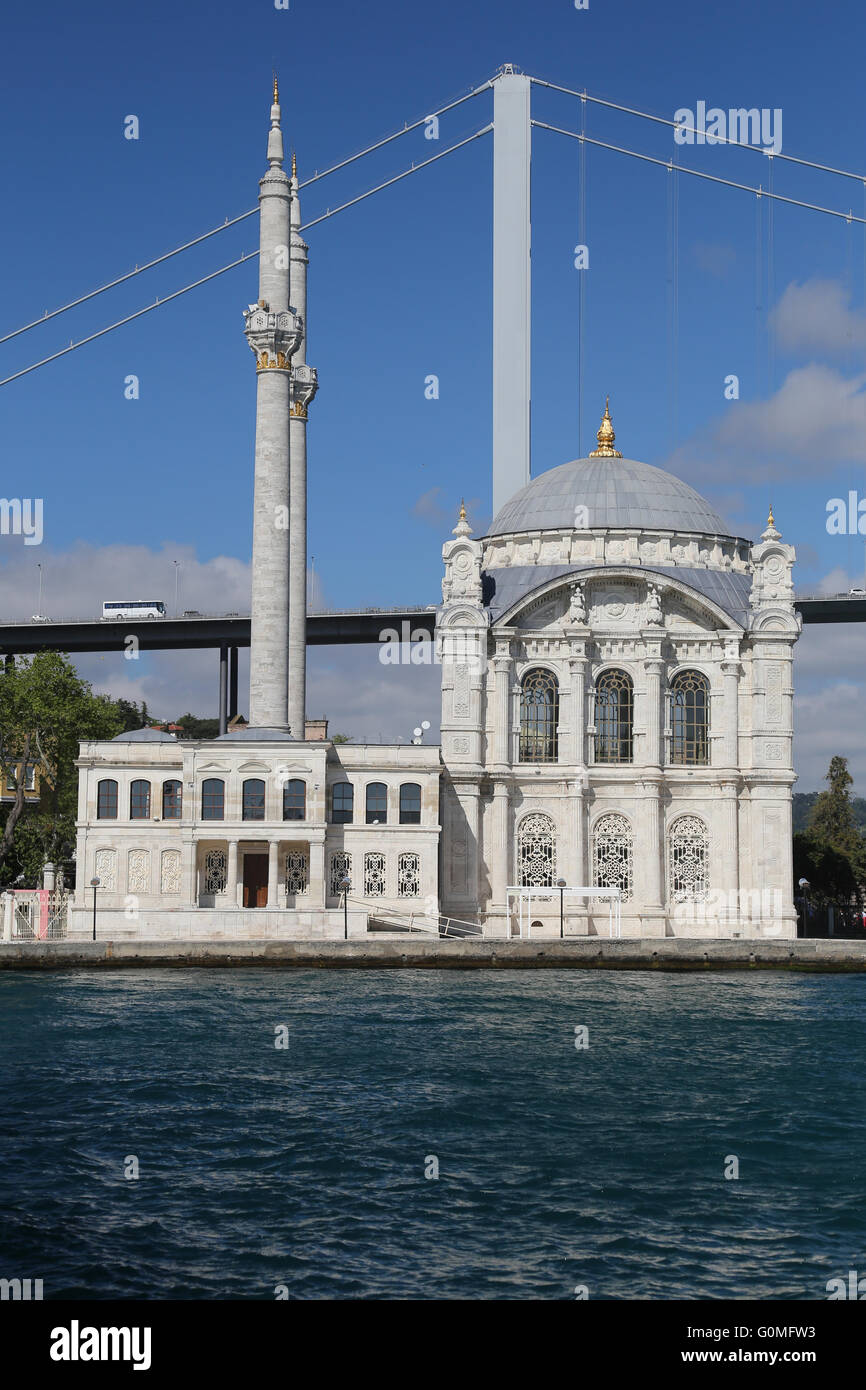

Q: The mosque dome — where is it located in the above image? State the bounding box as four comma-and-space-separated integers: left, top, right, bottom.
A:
111, 727, 177, 743
487, 401, 731, 539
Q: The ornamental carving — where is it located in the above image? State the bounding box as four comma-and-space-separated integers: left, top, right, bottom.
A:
160, 850, 181, 896
364, 852, 386, 897
204, 849, 227, 895
94, 849, 116, 892
517, 812, 556, 887
329, 852, 352, 897
128, 849, 150, 895
668, 816, 710, 903
398, 853, 421, 898
285, 851, 308, 897
592, 813, 633, 903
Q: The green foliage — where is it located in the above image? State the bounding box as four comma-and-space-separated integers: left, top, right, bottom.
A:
173, 712, 220, 740
331, 733, 353, 744
0, 652, 122, 885
794, 756, 866, 912
793, 791, 866, 834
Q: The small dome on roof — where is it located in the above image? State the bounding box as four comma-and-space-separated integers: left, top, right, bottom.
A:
111, 727, 178, 743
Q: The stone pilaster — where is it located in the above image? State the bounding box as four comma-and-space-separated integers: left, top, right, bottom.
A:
268, 839, 279, 906
227, 839, 239, 908
493, 641, 512, 769
720, 656, 741, 769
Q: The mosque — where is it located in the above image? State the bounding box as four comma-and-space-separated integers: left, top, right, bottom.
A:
70, 86, 801, 941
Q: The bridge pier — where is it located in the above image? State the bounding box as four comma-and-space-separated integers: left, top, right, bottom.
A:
218, 644, 228, 735
229, 646, 238, 721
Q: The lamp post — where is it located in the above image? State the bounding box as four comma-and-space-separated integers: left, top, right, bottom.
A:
340, 874, 351, 940
557, 877, 567, 939
90, 877, 100, 941
798, 877, 810, 937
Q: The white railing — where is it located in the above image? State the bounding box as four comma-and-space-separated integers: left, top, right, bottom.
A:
3, 889, 69, 940
506, 884, 623, 939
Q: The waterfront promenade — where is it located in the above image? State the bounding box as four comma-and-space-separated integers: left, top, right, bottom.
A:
2, 938, 866, 971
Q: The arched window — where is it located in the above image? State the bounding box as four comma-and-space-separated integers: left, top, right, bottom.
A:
364, 852, 387, 896
398, 852, 421, 897
330, 782, 354, 824
97, 778, 118, 820
399, 783, 422, 825
594, 669, 633, 763
592, 813, 633, 903
242, 778, 266, 821
668, 815, 710, 903
329, 851, 352, 896
162, 780, 182, 819
519, 668, 559, 763
670, 670, 710, 765
201, 778, 225, 821
130, 779, 151, 819
283, 779, 306, 821
366, 782, 388, 824
518, 812, 556, 887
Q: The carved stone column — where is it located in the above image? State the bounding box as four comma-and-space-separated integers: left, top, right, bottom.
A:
490, 782, 511, 912
719, 780, 739, 906
640, 779, 663, 914
568, 649, 588, 768
267, 839, 279, 907
493, 641, 512, 769
720, 658, 741, 768
644, 657, 664, 768
226, 839, 239, 909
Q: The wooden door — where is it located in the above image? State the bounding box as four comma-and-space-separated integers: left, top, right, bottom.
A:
243, 854, 269, 908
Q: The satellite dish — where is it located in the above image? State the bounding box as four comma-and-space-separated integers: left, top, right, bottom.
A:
413, 727, 423, 738
421, 720, 430, 731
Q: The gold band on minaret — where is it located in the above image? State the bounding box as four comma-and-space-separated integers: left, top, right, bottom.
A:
589, 397, 623, 458
273, 75, 279, 104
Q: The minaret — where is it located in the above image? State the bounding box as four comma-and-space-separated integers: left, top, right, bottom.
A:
243, 79, 302, 730
287, 151, 318, 739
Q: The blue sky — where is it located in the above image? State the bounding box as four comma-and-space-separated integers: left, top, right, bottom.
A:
1, 0, 865, 786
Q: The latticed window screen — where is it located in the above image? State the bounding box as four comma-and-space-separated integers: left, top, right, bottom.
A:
518, 812, 556, 887
519, 668, 559, 763
329, 852, 352, 897
364, 852, 387, 896
204, 849, 227, 895
670, 670, 710, 765
285, 850, 308, 897
398, 852, 421, 897
668, 816, 710, 902
594, 669, 634, 763
592, 813, 633, 903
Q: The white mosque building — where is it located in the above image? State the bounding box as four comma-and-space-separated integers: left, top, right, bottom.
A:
70, 87, 801, 941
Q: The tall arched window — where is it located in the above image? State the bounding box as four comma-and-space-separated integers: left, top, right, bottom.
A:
594, 669, 634, 763
399, 783, 422, 824
162, 780, 182, 819
283, 779, 306, 821
130, 779, 151, 819
201, 778, 225, 821
519, 668, 559, 763
592, 813, 633, 903
517, 812, 556, 887
97, 778, 118, 820
243, 778, 266, 820
330, 782, 354, 824
365, 782, 388, 824
668, 815, 710, 903
670, 670, 710, 765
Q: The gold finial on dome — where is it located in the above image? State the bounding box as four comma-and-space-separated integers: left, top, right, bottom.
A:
589, 396, 623, 458
273, 74, 279, 105
291, 149, 297, 178
459, 498, 466, 521
767, 502, 775, 528
453, 498, 472, 537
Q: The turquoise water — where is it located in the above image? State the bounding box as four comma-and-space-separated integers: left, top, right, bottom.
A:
0, 968, 864, 1300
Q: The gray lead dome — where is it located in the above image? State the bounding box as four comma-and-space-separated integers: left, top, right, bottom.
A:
487, 457, 732, 538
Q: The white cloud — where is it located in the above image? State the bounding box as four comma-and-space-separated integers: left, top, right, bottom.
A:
771, 278, 866, 358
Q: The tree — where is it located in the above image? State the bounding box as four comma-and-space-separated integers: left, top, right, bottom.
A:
331, 733, 353, 744
808, 757, 866, 880
174, 712, 220, 740
0, 653, 121, 884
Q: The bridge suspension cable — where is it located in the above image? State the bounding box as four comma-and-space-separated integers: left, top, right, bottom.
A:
531, 121, 866, 227
0, 126, 492, 388
0, 80, 492, 349
530, 77, 866, 185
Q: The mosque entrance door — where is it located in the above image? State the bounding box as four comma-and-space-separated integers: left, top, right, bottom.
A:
243, 854, 269, 908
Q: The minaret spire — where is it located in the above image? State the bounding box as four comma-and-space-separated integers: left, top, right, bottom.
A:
287, 137, 319, 739
240, 83, 302, 732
